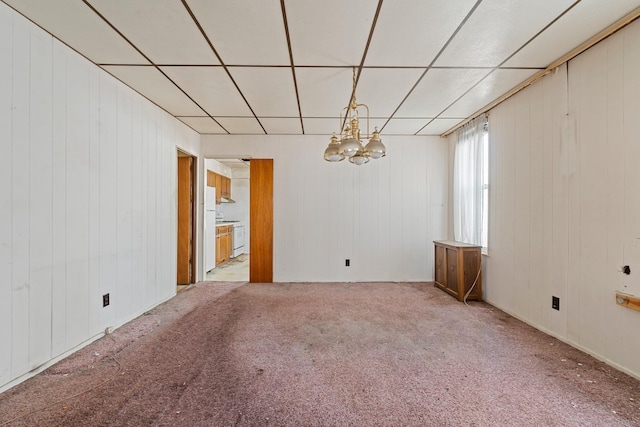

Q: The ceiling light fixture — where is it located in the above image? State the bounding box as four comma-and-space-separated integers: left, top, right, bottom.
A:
324, 68, 386, 165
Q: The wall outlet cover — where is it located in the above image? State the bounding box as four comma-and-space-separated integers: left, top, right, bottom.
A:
552, 296, 560, 310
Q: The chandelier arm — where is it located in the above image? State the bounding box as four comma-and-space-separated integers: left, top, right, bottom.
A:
356, 103, 370, 138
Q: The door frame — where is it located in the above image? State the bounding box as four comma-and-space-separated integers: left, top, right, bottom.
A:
177, 150, 197, 285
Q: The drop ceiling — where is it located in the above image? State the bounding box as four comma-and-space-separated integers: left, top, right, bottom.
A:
4, 0, 640, 136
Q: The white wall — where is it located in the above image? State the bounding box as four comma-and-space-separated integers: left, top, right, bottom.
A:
477, 19, 640, 379
201, 134, 449, 282
0, 3, 201, 392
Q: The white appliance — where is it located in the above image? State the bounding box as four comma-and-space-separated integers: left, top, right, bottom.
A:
231, 224, 245, 258
204, 187, 217, 272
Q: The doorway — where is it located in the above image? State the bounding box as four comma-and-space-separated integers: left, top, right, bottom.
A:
177, 150, 196, 288
204, 158, 273, 283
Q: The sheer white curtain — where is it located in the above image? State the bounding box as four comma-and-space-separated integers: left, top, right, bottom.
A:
453, 114, 487, 245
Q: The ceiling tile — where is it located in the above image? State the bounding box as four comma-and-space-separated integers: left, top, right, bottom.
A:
177, 116, 227, 134
229, 67, 299, 117
381, 118, 430, 135
286, 0, 378, 66
303, 118, 340, 135
435, 0, 575, 67
102, 65, 204, 116
296, 68, 354, 117
366, 0, 478, 66
416, 118, 464, 135
395, 68, 490, 117
160, 66, 251, 117
504, 0, 640, 68
260, 118, 303, 134
356, 68, 427, 117
215, 117, 265, 134
3, 0, 148, 64
89, 0, 219, 64
442, 68, 538, 118
187, 0, 290, 65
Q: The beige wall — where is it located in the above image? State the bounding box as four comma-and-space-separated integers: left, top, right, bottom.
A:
476, 19, 640, 379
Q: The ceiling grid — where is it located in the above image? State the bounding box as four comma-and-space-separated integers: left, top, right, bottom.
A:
3, 0, 639, 136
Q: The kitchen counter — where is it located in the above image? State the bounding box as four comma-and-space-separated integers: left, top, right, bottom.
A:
216, 221, 242, 227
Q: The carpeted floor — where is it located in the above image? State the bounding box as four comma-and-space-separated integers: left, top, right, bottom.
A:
1, 282, 639, 426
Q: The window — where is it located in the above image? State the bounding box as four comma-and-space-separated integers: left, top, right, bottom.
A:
481, 126, 489, 251
453, 114, 488, 251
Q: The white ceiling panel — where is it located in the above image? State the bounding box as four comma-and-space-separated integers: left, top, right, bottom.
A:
3, 0, 148, 64
416, 118, 464, 135
160, 66, 251, 117
395, 68, 490, 117
89, 0, 219, 64
187, 0, 290, 65
381, 118, 430, 135
177, 116, 227, 134
261, 118, 303, 135
215, 117, 265, 134
303, 118, 341, 135
297, 68, 354, 117
102, 65, 204, 116
229, 67, 299, 117
442, 68, 538, 118
286, 0, 378, 66
355, 68, 426, 117
366, 0, 477, 66
8, 0, 637, 137
435, 0, 575, 67
504, 0, 640, 68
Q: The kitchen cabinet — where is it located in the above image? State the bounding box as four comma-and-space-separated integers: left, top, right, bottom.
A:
434, 240, 482, 302
222, 176, 231, 199
206, 170, 232, 204
216, 225, 232, 264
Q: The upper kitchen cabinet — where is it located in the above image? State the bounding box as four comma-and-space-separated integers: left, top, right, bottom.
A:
206, 169, 232, 204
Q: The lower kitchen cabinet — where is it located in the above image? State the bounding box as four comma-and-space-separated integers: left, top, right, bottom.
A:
216, 225, 232, 264
434, 240, 482, 302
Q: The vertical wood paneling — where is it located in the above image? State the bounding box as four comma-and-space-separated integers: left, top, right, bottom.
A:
28, 24, 53, 368
528, 80, 545, 326
11, 15, 31, 377
604, 30, 626, 368
513, 89, 531, 318
484, 19, 640, 379
621, 21, 640, 375
65, 55, 91, 347
0, 3, 13, 384
145, 108, 158, 305
50, 39, 67, 357
116, 86, 133, 320
130, 97, 143, 313
88, 66, 101, 336
1, 5, 200, 390
99, 74, 118, 332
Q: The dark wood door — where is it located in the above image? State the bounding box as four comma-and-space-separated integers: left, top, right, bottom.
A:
250, 159, 273, 283
177, 156, 193, 285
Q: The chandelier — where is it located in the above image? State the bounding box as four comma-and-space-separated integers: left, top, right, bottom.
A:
323, 68, 386, 165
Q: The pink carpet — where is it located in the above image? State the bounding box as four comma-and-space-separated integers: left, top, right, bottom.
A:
1, 282, 638, 426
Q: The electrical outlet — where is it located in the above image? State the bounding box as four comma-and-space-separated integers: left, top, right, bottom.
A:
103, 293, 110, 307
345, 259, 350, 267
552, 296, 559, 311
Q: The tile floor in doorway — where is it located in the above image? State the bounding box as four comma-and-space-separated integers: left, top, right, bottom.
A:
206, 254, 249, 282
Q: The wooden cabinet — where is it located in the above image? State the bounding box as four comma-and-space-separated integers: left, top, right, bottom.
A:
206, 169, 232, 204
434, 240, 482, 302
216, 225, 233, 264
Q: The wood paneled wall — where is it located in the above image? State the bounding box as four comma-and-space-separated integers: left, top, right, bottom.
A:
0, 3, 200, 391
481, 18, 640, 379
200, 135, 449, 283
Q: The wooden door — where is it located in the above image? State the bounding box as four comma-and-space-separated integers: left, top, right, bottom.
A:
177, 156, 193, 285
250, 159, 273, 283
